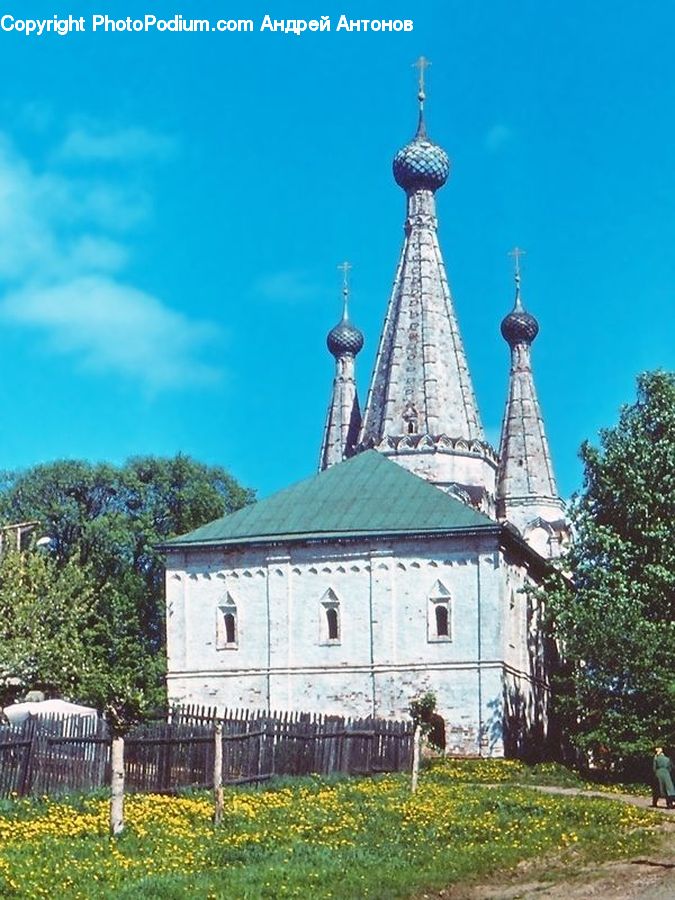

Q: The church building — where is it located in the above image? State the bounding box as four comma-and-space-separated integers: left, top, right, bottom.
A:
163, 65, 569, 756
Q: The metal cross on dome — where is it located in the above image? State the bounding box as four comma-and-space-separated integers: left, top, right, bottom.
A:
413, 56, 431, 97
337, 261, 352, 316
337, 261, 352, 294
508, 246, 526, 280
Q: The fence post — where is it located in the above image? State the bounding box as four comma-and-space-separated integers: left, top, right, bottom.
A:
411, 725, 422, 794
214, 722, 224, 826
110, 735, 125, 836
18, 718, 37, 797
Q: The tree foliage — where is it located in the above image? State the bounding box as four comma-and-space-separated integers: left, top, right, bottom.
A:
0, 550, 99, 704
548, 372, 675, 766
0, 454, 253, 713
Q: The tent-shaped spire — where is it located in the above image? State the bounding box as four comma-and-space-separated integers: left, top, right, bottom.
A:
358, 59, 496, 509
496, 251, 567, 557
319, 262, 363, 470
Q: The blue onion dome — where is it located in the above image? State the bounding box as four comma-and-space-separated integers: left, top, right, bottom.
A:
327, 315, 364, 357
393, 114, 450, 193
501, 293, 539, 347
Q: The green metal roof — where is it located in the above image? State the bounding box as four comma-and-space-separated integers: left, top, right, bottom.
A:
164, 450, 497, 548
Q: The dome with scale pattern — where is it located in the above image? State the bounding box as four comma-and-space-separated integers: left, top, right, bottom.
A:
393, 134, 450, 193
327, 317, 364, 357
501, 306, 539, 346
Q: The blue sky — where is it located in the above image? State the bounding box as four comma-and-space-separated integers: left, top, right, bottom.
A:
0, 1, 673, 501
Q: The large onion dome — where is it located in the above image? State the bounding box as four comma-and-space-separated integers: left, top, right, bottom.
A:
393, 132, 450, 193
393, 64, 450, 193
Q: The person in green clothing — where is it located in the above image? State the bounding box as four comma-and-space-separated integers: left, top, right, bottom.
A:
652, 747, 675, 808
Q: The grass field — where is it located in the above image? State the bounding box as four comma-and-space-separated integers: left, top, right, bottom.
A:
0, 760, 658, 899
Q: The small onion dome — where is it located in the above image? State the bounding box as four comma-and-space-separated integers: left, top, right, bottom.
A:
327, 317, 364, 357
501, 302, 539, 347
393, 134, 450, 193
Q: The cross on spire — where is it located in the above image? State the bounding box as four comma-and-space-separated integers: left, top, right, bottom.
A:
508, 247, 526, 308
337, 260, 352, 318
413, 56, 431, 100
508, 246, 526, 279
412, 56, 431, 137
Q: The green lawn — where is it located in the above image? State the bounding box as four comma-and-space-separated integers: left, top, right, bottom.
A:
0, 761, 659, 899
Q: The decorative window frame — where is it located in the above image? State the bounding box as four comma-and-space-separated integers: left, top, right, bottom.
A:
319, 587, 341, 646
427, 580, 452, 643
216, 593, 238, 650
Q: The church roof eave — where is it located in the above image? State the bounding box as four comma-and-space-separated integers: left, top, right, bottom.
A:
160, 523, 501, 553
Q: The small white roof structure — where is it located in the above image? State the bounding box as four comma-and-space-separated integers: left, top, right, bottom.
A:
2, 699, 98, 724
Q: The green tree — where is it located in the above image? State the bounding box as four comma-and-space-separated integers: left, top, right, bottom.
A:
0, 550, 100, 705
0, 455, 253, 711
548, 372, 675, 767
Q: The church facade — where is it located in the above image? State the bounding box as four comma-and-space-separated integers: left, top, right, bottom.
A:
163, 71, 569, 756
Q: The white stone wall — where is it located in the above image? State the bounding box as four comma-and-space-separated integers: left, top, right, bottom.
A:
166, 534, 549, 757
382, 446, 498, 505
500, 552, 552, 757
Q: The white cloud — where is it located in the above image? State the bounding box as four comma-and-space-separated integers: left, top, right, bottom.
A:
0, 137, 139, 279
73, 182, 151, 231
2, 277, 220, 391
253, 270, 321, 304
0, 125, 219, 392
67, 236, 129, 274
57, 125, 177, 164
485, 124, 514, 153
17, 101, 55, 134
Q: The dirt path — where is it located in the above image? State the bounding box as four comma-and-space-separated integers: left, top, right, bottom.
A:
525, 783, 675, 812
420, 785, 675, 900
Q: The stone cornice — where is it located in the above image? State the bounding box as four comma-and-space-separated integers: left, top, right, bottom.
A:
160, 523, 502, 554
359, 433, 499, 465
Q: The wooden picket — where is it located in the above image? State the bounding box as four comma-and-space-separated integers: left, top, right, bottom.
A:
0, 715, 109, 797
0, 705, 414, 798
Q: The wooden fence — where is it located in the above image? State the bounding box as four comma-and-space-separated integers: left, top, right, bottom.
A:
0, 706, 413, 798
0, 714, 108, 797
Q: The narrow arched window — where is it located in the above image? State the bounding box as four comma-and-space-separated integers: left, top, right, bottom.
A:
216, 595, 238, 650
319, 588, 341, 645
508, 590, 517, 649
224, 612, 236, 645
326, 607, 339, 641
427, 581, 452, 643
435, 605, 449, 637
403, 402, 418, 435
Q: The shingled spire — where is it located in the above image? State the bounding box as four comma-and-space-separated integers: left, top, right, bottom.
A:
496, 251, 567, 557
359, 59, 497, 509
319, 263, 364, 471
